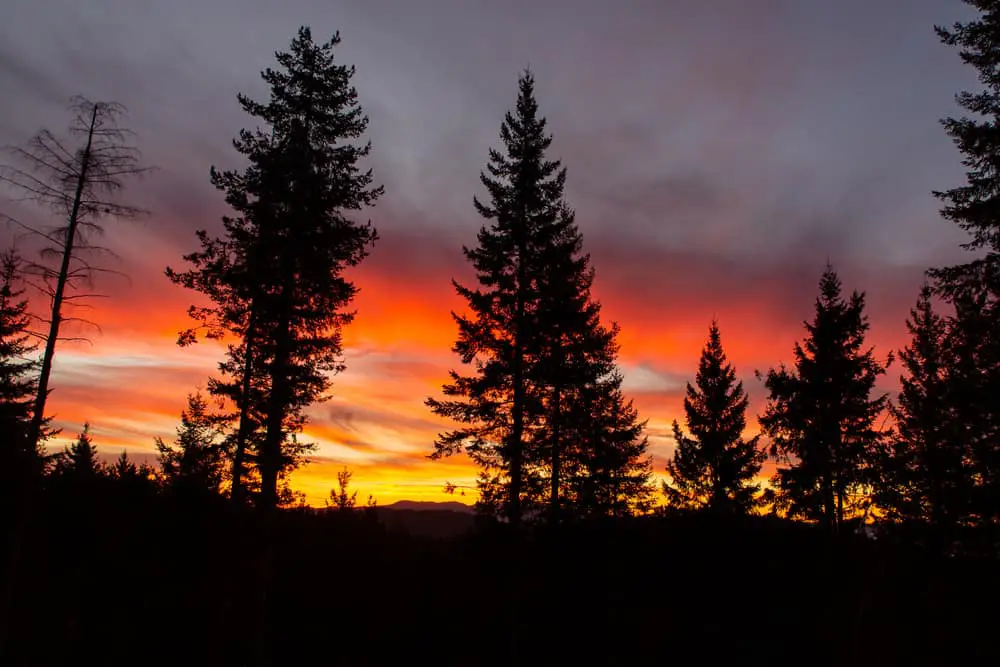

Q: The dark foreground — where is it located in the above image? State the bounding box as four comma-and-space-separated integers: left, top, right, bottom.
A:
3, 484, 998, 666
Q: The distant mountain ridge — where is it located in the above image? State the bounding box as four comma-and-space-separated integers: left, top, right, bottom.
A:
371, 500, 477, 538
380, 500, 475, 514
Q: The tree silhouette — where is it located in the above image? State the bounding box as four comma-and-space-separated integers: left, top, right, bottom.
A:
530, 199, 626, 520
427, 71, 565, 524
109, 450, 137, 479
760, 266, 889, 531
169, 28, 380, 509
566, 372, 654, 517
0, 250, 41, 482
0, 250, 44, 662
326, 467, 359, 511
876, 286, 971, 549
52, 423, 102, 481
0, 97, 150, 649
933, 3, 1000, 299
664, 322, 764, 514
932, 1, 1000, 547
155, 392, 227, 496
0, 97, 148, 453
947, 290, 1000, 538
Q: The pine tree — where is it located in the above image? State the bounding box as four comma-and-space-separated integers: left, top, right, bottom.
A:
947, 291, 1000, 535
155, 392, 227, 496
0, 250, 40, 484
0, 251, 43, 659
109, 450, 138, 479
877, 287, 970, 544
663, 322, 764, 514
107, 451, 159, 499
933, 2, 1000, 299
566, 372, 654, 517
167, 230, 259, 502
53, 423, 102, 481
932, 1, 1000, 546
529, 200, 628, 520
759, 266, 889, 531
169, 27, 380, 509
427, 71, 569, 524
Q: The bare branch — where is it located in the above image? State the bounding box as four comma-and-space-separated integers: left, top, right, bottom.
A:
0, 95, 153, 455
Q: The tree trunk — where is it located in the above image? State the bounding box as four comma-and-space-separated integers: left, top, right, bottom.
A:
509, 355, 524, 526
249, 296, 291, 667
261, 318, 290, 511
230, 311, 258, 504
821, 471, 835, 533
0, 105, 97, 661
549, 382, 562, 522
836, 479, 845, 531
26, 104, 97, 451
508, 221, 530, 527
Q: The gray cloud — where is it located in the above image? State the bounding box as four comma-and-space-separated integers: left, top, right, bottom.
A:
0, 0, 978, 275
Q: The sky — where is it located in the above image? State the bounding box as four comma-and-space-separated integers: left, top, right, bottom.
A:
0, 0, 980, 505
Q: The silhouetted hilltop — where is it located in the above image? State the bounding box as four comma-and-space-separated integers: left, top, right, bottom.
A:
381, 500, 475, 513
374, 501, 476, 538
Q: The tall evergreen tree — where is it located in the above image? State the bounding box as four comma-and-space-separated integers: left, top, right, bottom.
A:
155, 392, 227, 496
759, 266, 889, 531
530, 194, 635, 519
169, 27, 380, 509
0, 250, 40, 483
933, 2, 1000, 544
947, 291, 1000, 534
565, 372, 654, 517
427, 72, 563, 524
933, 2, 1000, 299
877, 288, 968, 539
663, 322, 764, 514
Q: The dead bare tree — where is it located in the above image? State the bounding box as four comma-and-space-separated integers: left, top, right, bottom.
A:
0, 96, 149, 450
0, 96, 149, 659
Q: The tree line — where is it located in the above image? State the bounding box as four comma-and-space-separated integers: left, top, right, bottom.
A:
0, 4, 999, 566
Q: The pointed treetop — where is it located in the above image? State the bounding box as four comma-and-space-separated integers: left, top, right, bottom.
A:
818, 263, 843, 305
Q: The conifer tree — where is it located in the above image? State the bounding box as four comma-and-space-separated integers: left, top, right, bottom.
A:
168, 230, 259, 502
877, 287, 968, 538
53, 423, 102, 480
169, 27, 380, 509
933, 2, 1000, 299
759, 266, 889, 531
530, 200, 627, 519
947, 291, 1000, 534
933, 2, 1000, 542
155, 392, 227, 496
664, 322, 764, 514
109, 450, 138, 480
0, 251, 43, 660
427, 71, 568, 524
566, 373, 654, 517
0, 250, 40, 483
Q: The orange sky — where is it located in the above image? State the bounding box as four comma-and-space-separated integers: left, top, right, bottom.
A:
35, 223, 922, 508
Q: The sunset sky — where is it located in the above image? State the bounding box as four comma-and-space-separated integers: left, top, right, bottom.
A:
0, 0, 978, 505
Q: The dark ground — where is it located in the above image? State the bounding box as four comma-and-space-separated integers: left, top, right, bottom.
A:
3, 483, 998, 666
